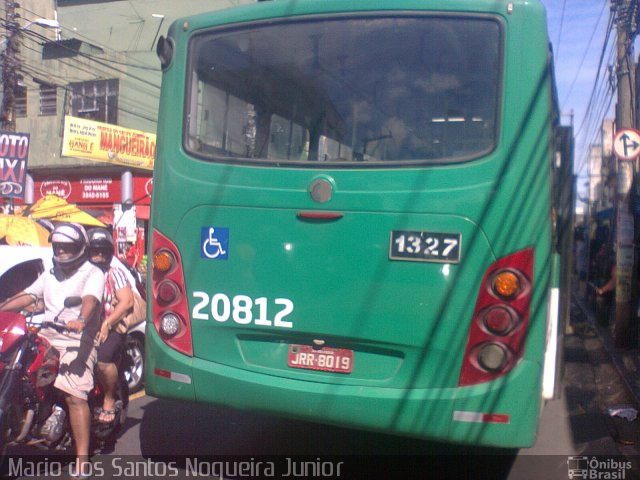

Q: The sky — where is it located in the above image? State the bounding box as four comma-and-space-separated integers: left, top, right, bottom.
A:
540, 0, 614, 198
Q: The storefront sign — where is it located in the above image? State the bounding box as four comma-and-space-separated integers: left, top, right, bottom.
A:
34, 174, 152, 205
39, 177, 72, 199
0, 131, 30, 199
62, 116, 155, 170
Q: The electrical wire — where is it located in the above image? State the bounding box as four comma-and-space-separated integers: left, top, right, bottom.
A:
554, 0, 567, 63
571, 6, 617, 177
15, 3, 160, 70
0, 11, 161, 74
8, 0, 624, 173
14, 37, 160, 125
19, 34, 160, 98
19, 27, 161, 89
560, 0, 609, 111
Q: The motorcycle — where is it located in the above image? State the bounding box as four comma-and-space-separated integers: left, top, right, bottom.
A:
0, 295, 129, 458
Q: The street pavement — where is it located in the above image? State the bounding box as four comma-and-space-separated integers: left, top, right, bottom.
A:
568, 295, 640, 472
583, 297, 640, 413
3, 294, 640, 479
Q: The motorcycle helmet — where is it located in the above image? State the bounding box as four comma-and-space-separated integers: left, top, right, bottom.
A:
87, 227, 115, 269
50, 223, 88, 269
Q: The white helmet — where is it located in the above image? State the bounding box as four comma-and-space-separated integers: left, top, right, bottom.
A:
50, 223, 88, 268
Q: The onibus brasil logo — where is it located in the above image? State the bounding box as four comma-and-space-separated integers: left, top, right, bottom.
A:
567, 456, 632, 479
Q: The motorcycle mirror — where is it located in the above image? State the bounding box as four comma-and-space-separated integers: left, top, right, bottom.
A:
64, 297, 82, 308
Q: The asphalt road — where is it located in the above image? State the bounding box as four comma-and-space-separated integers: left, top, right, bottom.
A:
4, 300, 639, 479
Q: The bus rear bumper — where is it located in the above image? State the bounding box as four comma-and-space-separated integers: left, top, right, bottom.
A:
145, 329, 541, 448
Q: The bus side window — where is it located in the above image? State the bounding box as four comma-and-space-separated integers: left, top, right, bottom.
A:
191, 79, 260, 158
318, 135, 353, 162
268, 114, 309, 161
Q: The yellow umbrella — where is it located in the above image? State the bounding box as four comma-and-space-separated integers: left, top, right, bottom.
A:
24, 195, 106, 227
0, 214, 51, 246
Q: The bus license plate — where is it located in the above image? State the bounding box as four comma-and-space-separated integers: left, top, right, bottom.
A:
288, 345, 353, 373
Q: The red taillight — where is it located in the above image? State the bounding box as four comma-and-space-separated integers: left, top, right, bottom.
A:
151, 229, 193, 356
458, 248, 534, 386
481, 305, 518, 336
157, 280, 179, 305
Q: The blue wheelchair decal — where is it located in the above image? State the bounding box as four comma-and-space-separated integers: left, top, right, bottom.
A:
201, 227, 229, 260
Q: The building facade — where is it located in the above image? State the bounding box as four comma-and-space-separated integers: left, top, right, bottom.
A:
1, 0, 251, 261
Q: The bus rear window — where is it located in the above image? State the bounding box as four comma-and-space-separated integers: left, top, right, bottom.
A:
186, 14, 501, 166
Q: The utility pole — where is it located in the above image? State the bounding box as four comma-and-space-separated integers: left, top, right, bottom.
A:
1, 0, 20, 131
613, 0, 637, 347
0, 0, 19, 212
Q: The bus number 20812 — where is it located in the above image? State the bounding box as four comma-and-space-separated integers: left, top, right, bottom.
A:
191, 291, 294, 328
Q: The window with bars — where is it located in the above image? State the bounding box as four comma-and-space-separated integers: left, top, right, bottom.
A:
38, 82, 57, 116
70, 79, 118, 123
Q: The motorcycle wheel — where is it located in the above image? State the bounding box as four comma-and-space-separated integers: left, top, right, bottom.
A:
123, 333, 144, 393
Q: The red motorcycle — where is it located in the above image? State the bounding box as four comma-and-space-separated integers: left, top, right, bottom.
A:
0, 295, 129, 457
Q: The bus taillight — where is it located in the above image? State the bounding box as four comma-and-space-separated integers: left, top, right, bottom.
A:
153, 249, 175, 273
151, 229, 193, 356
458, 248, 534, 386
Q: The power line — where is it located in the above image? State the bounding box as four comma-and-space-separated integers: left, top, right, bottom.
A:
560, 0, 610, 110
0, 17, 160, 85
15, 3, 160, 71
571, 5, 616, 178
13, 35, 161, 126
0, 16, 160, 77
15, 33, 161, 124
17, 59, 160, 125
19, 32, 160, 98
18, 27, 161, 89
555, 0, 567, 62
574, 7, 615, 140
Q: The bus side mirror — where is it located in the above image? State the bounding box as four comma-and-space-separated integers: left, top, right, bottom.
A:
157, 36, 174, 70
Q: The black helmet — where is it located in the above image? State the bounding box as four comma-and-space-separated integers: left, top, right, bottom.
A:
50, 223, 88, 269
87, 227, 114, 269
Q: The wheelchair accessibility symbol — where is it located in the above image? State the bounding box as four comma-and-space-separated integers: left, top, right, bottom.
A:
201, 227, 229, 260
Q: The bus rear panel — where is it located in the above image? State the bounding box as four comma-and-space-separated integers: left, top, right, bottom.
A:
146, 0, 570, 448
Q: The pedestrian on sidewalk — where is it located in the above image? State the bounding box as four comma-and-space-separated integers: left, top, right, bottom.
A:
595, 246, 616, 325
596, 264, 616, 297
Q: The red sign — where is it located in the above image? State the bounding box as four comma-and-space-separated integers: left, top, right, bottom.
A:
34, 174, 152, 205
39, 177, 72, 199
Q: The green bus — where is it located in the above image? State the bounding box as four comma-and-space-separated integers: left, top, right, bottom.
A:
146, 0, 574, 448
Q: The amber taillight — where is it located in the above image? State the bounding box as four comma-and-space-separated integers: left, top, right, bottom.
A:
458, 248, 534, 386
151, 229, 193, 356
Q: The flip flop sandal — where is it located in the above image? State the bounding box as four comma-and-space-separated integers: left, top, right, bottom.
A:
97, 408, 117, 424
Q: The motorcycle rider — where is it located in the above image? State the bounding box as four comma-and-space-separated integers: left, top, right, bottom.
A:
87, 228, 133, 425
0, 223, 104, 478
